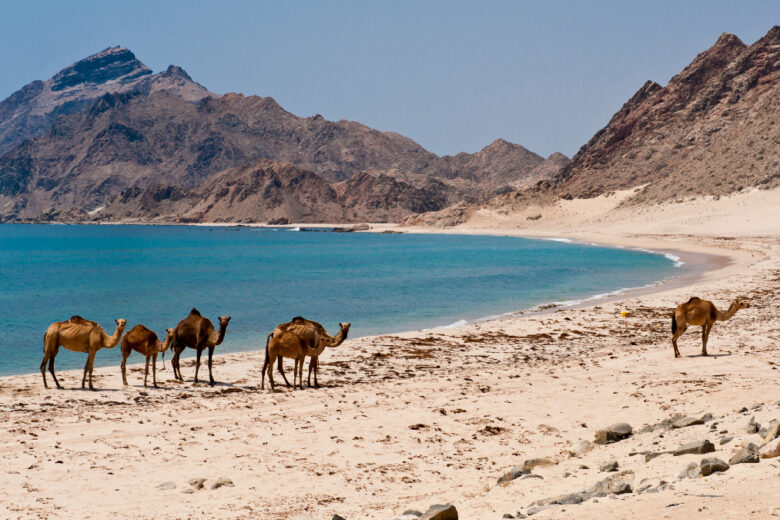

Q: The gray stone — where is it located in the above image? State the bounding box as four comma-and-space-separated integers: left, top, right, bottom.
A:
645, 452, 665, 462
738, 406, 748, 413
210, 477, 234, 490
699, 457, 729, 476
599, 461, 619, 472
332, 516, 347, 520
419, 504, 458, 520
762, 422, 780, 444
672, 413, 713, 429
156, 481, 176, 490
520, 474, 544, 481
673, 440, 715, 456
747, 417, 760, 434
586, 475, 634, 495
402, 511, 423, 517
526, 506, 548, 516
594, 423, 633, 444
729, 443, 760, 464
678, 462, 700, 479
548, 492, 586, 505
719, 436, 733, 445
497, 466, 530, 485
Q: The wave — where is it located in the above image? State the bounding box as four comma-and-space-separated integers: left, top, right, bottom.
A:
664, 253, 684, 267
539, 237, 573, 243
288, 226, 301, 232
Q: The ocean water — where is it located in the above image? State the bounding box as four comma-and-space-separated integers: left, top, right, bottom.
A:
0, 224, 681, 377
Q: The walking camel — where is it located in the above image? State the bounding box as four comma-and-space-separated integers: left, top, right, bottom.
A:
121, 325, 176, 388
262, 321, 350, 391
275, 317, 350, 388
671, 297, 750, 357
41, 317, 127, 389
171, 309, 230, 385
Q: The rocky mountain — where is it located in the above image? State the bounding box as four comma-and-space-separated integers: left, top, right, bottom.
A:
0, 47, 567, 223
546, 26, 780, 203
409, 26, 780, 226
0, 47, 211, 156
91, 159, 462, 224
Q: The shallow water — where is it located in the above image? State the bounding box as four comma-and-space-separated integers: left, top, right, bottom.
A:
0, 224, 681, 376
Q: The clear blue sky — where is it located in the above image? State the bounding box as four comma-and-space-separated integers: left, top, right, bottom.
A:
0, 1, 777, 157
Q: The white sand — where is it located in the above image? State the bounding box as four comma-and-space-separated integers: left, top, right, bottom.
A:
1, 187, 779, 519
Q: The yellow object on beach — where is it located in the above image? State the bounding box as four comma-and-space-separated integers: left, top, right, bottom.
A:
620, 310, 631, 317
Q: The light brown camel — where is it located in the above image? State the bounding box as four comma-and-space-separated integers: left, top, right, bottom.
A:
171, 309, 230, 385
262, 321, 350, 391
121, 325, 176, 388
41, 317, 127, 389
671, 297, 750, 357
274, 317, 351, 388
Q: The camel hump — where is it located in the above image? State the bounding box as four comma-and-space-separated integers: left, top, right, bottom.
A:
292, 316, 305, 323
190, 308, 201, 316
686, 296, 701, 304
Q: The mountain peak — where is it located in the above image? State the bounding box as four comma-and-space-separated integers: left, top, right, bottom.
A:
714, 32, 745, 50
162, 65, 193, 82
50, 46, 151, 92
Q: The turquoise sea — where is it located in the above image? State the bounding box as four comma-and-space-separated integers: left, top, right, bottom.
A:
0, 224, 682, 377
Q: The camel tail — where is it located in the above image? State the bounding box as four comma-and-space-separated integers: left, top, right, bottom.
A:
671, 313, 677, 334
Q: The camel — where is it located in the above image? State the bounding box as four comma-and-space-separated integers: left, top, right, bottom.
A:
41, 317, 127, 389
275, 317, 350, 388
120, 325, 176, 388
262, 321, 350, 391
171, 309, 230, 385
671, 297, 750, 357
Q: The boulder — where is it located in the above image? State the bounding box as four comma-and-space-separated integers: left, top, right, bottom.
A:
594, 423, 633, 444
763, 423, 780, 444
419, 504, 458, 520
760, 437, 780, 459
729, 443, 760, 464
673, 440, 715, 456
672, 413, 713, 429
699, 457, 729, 476
569, 440, 594, 457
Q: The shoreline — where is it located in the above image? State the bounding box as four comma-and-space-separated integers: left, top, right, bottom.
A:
0, 224, 728, 380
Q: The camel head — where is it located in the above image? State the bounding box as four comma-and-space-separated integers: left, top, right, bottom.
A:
339, 322, 351, 337
159, 328, 176, 353
219, 316, 232, 328
733, 300, 750, 310
115, 319, 128, 331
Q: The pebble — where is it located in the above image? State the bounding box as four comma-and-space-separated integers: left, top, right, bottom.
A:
672, 413, 713, 429
719, 436, 733, 445
599, 461, 619, 472
188, 478, 206, 490
210, 477, 234, 489
497, 466, 530, 485
156, 481, 176, 490
569, 440, 593, 457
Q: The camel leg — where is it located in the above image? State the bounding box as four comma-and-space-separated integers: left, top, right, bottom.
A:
266, 352, 276, 392
701, 323, 713, 356
83, 351, 96, 390
671, 324, 686, 358
152, 355, 158, 388
48, 350, 62, 389
277, 357, 292, 388
121, 350, 130, 386
144, 354, 151, 388
194, 347, 203, 384
207, 346, 215, 386
313, 357, 319, 388
40, 351, 49, 389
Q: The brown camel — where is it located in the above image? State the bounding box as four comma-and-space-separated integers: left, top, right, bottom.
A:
171, 309, 230, 385
121, 325, 176, 388
275, 317, 350, 388
671, 297, 750, 357
262, 321, 350, 391
41, 317, 127, 389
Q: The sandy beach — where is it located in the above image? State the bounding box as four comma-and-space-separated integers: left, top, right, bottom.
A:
1, 187, 779, 520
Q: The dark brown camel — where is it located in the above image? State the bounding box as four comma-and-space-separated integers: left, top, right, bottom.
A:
120, 325, 176, 387
671, 297, 750, 357
171, 309, 230, 385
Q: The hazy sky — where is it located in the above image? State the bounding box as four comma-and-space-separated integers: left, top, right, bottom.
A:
1, 1, 778, 157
